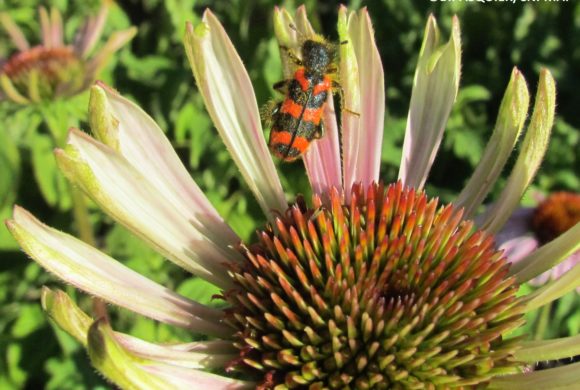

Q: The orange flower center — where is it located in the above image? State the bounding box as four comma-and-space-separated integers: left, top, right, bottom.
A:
2, 45, 78, 79
532, 192, 580, 243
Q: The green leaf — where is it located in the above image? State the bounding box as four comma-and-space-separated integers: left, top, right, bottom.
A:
176, 277, 222, 306
0, 125, 20, 208
11, 304, 45, 338
31, 134, 71, 210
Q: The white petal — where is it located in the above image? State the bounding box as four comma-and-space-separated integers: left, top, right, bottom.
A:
57, 129, 237, 289
90, 83, 240, 250
398, 15, 461, 190
7, 207, 231, 337
184, 11, 287, 218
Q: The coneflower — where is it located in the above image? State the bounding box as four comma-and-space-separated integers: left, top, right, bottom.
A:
497, 191, 580, 289
6, 6, 580, 389
0, 2, 135, 104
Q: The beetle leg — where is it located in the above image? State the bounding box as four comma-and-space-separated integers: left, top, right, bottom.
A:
260, 100, 281, 127
314, 120, 325, 139
331, 80, 360, 117
279, 45, 303, 66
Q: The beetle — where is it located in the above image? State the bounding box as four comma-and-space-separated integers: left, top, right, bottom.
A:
266, 35, 342, 162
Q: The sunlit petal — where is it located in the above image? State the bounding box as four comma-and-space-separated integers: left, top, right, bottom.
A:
184, 10, 287, 218
399, 15, 461, 190
479, 69, 556, 233
340, 6, 385, 192
454, 68, 529, 217
7, 208, 230, 337
89, 83, 240, 250
56, 129, 236, 289
489, 361, 580, 389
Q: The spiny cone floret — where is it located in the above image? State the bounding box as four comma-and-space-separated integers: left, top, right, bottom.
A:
225, 182, 526, 389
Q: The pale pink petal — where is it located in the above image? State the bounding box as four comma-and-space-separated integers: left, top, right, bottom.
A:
499, 236, 539, 265
185, 11, 287, 218
341, 7, 385, 192
303, 98, 342, 195
90, 83, 240, 250
7, 207, 231, 338
49, 7, 63, 47
56, 129, 238, 289
38, 7, 52, 48
398, 16, 461, 190
142, 364, 254, 389
115, 334, 237, 369
84, 28, 137, 79
74, 3, 109, 57
292, 7, 342, 193
0, 12, 30, 50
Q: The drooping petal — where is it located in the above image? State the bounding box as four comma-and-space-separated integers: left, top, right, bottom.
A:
115, 335, 237, 369
515, 334, 580, 362
74, 1, 109, 57
89, 83, 240, 250
41, 286, 93, 346
340, 6, 385, 192
88, 320, 252, 389
454, 68, 529, 217
184, 10, 287, 218
274, 6, 342, 195
42, 287, 236, 369
489, 361, 580, 389
87, 320, 177, 390
522, 243, 580, 312
509, 222, 580, 284
499, 236, 539, 266
141, 364, 254, 389
7, 208, 231, 337
84, 27, 137, 83
0, 12, 30, 50
399, 15, 461, 190
55, 129, 237, 289
478, 69, 556, 233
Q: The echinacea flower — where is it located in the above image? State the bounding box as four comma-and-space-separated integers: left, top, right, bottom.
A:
6, 6, 580, 389
0, 2, 135, 104
496, 192, 580, 289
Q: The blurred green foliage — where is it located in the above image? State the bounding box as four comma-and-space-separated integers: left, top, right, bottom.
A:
0, 0, 578, 388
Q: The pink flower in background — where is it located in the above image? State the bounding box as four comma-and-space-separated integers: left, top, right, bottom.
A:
0, 2, 135, 104
497, 192, 580, 288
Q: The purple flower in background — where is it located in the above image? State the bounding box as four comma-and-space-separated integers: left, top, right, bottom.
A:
497, 192, 580, 288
